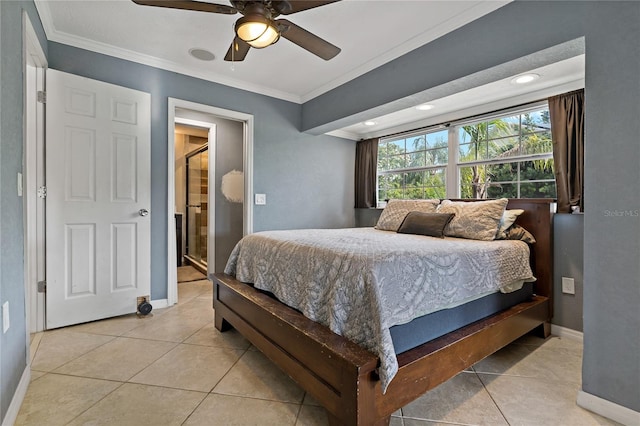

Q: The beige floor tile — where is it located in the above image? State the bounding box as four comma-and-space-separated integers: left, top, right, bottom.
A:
177, 266, 207, 284
54, 337, 177, 381
15, 373, 120, 426
402, 371, 507, 425
184, 393, 299, 426
183, 322, 251, 350
389, 417, 404, 426
537, 335, 584, 356
214, 350, 305, 403
123, 310, 210, 342
67, 313, 151, 337
479, 374, 620, 426
403, 419, 466, 425
296, 404, 328, 426
31, 330, 115, 372
170, 297, 214, 320
473, 342, 582, 384
67, 383, 206, 426
178, 279, 211, 300
130, 343, 244, 392
29, 332, 43, 364
29, 370, 46, 382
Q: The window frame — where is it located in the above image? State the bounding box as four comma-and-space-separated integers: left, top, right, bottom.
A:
376, 101, 555, 206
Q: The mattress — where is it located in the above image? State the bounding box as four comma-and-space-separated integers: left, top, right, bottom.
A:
390, 282, 534, 354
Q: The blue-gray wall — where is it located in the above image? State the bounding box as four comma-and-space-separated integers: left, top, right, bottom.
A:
48, 42, 356, 301
3, 0, 639, 421
554, 214, 584, 332
0, 1, 48, 421
309, 0, 640, 414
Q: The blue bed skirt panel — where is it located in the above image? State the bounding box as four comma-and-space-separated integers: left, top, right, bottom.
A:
390, 282, 534, 354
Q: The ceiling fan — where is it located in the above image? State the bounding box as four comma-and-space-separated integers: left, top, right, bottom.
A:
132, 0, 341, 62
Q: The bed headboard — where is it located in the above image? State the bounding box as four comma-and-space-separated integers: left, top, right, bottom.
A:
505, 199, 554, 302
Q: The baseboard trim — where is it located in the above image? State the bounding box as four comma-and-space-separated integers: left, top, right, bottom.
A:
2, 366, 31, 426
550, 324, 583, 342
150, 298, 169, 310
577, 390, 640, 426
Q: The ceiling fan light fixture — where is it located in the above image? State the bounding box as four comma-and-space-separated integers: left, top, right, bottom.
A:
236, 15, 280, 49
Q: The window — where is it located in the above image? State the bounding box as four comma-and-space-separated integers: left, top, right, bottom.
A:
377, 129, 448, 201
377, 104, 555, 205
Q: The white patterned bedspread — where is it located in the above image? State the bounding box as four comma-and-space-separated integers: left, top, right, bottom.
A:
224, 227, 535, 392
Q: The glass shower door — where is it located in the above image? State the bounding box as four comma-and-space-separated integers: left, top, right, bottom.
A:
185, 146, 208, 267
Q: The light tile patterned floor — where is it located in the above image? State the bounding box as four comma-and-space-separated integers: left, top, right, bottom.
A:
17, 280, 619, 426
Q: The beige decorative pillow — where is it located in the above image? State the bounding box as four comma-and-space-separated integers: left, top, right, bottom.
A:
375, 199, 440, 231
437, 198, 508, 240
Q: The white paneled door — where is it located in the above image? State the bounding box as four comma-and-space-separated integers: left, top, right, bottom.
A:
45, 69, 151, 328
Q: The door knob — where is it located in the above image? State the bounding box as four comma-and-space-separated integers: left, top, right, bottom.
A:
139, 209, 149, 217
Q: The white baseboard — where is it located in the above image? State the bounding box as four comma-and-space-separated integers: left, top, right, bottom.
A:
2, 367, 31, 426
150, 298, 169, 310
578, 390, 640, 426
550, 324, 583, 343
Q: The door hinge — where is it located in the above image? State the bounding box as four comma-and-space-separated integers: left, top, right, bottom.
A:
37, 281, 46, 293
37, 186, 47, 199
37, 90, 46, 104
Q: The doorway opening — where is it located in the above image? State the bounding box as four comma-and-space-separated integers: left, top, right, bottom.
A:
175, 123, 211, 275
167, 99, 254, 306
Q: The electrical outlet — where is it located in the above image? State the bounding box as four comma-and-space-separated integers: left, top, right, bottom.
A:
255, 193, 266, 205
2, 301, 9, 333
561, 277, 575, 295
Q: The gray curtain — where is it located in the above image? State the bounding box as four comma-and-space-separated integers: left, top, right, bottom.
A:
354, 138, 379, 208
549, 89, 584, 213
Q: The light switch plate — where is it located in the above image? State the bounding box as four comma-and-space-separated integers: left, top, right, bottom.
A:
561, 277, 575, 295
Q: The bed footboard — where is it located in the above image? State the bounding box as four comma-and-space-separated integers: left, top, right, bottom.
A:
213, 273, 550, 426
213, 273, 383, 425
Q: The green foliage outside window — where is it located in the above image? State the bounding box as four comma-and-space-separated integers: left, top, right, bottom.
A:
459, 109, 556, 199
377, 107, 556, 203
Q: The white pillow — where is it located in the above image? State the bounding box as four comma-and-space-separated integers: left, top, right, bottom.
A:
497, 209, 524, 238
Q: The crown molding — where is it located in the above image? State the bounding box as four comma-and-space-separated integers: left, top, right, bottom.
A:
34, 0, 302, 104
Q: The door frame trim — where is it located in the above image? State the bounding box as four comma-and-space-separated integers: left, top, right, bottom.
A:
167, 98, 254, 306
23, 10, 47, 336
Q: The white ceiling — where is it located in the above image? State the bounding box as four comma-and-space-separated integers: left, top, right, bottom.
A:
35, 0, 510, 103
36, 0, 584, 140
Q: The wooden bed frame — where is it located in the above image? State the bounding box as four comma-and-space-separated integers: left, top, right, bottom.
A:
213, 199, 553, 425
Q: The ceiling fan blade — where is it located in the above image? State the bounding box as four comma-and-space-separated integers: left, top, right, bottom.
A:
224, 37, 251, 62
277, 19, 340, 60
273, 1, 340, 15
132, 0, 237, 14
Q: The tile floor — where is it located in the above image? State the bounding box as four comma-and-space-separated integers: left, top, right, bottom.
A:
17, 280, 618, 426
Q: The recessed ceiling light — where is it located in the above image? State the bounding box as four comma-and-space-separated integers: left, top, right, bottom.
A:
416, 104, 434, 111
511, 73, 540, 85
189, 48, 215, 61
364, 121, 377, 126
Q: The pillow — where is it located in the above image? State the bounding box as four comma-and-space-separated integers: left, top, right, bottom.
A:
397, 212, 455, 238
501, 223, 537, 244
497, 209, 525, 239
375, 199, 440, 231
437, 198, 508, 241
